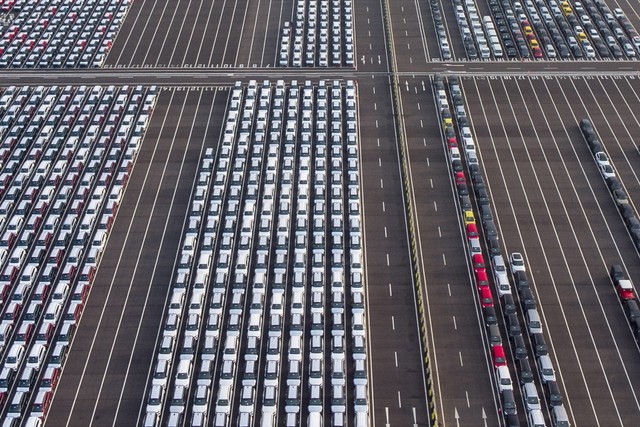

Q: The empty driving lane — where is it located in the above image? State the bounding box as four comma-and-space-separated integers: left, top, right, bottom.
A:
463, 75, 640, 427
400, 76, 500, 426
46, 88, 229, 427
358, 76, 431, 426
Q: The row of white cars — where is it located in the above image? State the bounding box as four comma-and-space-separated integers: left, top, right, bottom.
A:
0, 0, 131, 68
143, 80, 368, 427
0, 84, 156, 425
278, 0, 354, 67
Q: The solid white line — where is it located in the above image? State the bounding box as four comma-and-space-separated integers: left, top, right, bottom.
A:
98, 89, 199, 425
65, 89, 177, 426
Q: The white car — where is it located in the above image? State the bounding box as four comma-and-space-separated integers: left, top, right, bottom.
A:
496, 366, 513, 391
599, 163, 615, 178
510, 252, 526, 273
594, 151, 610, 167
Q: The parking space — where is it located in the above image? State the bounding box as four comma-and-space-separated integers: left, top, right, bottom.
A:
459, 75, 640, 426
277, 0, 354, 67
0, 84, 157, 424
388, 0, 640, 64
104, 0, 287, 68
139, 80, 370, 427
0, 0, 131, 68
45, 87, 228, 427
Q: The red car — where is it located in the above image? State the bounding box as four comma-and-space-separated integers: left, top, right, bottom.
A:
533, 47, 543, 58
455, 172, 466, 184
475, 269, 490, 288
479, 287, 493, 308
472, 254, 486, 274
466, 223, 479, 240
616, 279, 635, 300
492, 345, 507, 367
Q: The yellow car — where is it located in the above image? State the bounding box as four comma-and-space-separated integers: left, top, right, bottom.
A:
523, 26, 533, 36
443, 117, 453, 127
529, 39, 539, 48
561, 1, 572, 14
464, 210, 476, 225
577, 32, 587, 42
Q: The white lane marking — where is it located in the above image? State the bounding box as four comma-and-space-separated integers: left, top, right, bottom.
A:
420, 119, 424, 127
453, 316, 457, 330
386, 253, 390, 266
374, 102, 377, 111
375, 119, 379, 128
417, 102, 421, 110
377, 137, 380, 147
378, 157, 382, 167
389, 283, 393, 296
423, 138, 427, 146
382, 201, 386, 212
395, 351, 398, 367
466, 391, 470, 408
398, 391, 402, 408
447, 283, 451, 296
426, 157, 430, 166
391, 316, 395, 330
442, 253, 446, 266
384, 226, 388, 238
459, 351, 464, 367
438, 226, 441, 237
433, 201, 437, 211
430, 178, 433, 188
380, 178, 384, 188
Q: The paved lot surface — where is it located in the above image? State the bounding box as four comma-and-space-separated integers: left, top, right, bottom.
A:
46, 88, 228, 426
459, 75, 640, 426
0, 0, 635, 424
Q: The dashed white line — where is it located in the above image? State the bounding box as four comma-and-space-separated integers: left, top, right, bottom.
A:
433, 201, 437, 212
380, 178, 384, 189
442, 253, 446, 266
447, 283, 451, 296
386, 253, 390, 266
453, 316, 457, 330
398, 391, 402, 408
384, 226, 388, 238
378, 157, 381, 167
389, 283, 393, 296
420, 119, 424, 128
423, 138, 427, 146
382, 201, 386, 212
417, 102, 421, 110
459, 351, 464, 367
391, 315, 395, 330
426, 157, 430, 166
377, 138, 380, 147
395, 351, 398, 367
375, 119, 379, 128
438, 226, 442, 237
429, 178, 433, 188
374, 102, 377, 111
466, 391, 470, 408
